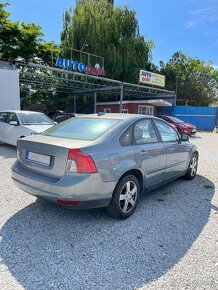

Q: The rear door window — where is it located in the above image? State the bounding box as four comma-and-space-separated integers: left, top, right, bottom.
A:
133, 119, 158, 145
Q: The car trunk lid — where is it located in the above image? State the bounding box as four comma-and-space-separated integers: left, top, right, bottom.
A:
17, 135, 93, 179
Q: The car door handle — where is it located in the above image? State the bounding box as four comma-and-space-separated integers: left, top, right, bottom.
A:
139, 150, 148, 155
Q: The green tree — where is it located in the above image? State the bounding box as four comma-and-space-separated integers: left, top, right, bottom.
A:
37, 42, 60, 66
0, 2, 59, 63
0, 2, 64, 111
0, 2, 42, 61
0, 2, 10, 22
61, 0, 153, 83
161, 51, 218, 106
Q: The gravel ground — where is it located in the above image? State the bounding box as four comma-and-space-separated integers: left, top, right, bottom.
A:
0, 132, 217, 290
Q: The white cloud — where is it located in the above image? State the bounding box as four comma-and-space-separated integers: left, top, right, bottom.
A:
185, 21, 195, 28
186, 5, 218, 28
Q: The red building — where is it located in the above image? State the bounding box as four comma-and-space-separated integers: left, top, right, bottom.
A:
96, 99, 172, 116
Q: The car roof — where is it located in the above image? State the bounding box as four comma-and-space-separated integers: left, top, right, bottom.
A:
0, 111, 163, 121
79, 113, 160, 121
0, 110, 44, 114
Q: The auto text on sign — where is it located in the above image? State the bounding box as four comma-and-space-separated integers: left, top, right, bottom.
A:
55, 57, 106, 76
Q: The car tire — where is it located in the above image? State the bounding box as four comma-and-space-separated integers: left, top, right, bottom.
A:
183, 153, 198, 180
106, 175, 140, 219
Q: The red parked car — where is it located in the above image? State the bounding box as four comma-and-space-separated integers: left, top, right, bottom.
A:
158, 115, 197, 136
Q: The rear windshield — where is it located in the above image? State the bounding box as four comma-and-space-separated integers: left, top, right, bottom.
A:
42, 117, 121, 141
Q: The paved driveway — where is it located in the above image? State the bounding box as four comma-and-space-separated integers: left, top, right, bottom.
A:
0, 133, 217, 290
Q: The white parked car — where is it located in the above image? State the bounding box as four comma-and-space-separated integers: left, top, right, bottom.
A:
0, 110, 55, 146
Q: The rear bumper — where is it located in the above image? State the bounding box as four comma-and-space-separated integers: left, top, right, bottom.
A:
11, 160, 116, 209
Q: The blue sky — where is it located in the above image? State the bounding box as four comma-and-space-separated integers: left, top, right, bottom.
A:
7, 0, 218, 68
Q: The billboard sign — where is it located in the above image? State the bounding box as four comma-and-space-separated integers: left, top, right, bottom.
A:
139, 70, 165, 88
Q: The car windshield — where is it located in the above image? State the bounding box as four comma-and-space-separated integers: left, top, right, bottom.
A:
18, 113, 54, 125
168, 116, 185, 124
42, 117, 121, 141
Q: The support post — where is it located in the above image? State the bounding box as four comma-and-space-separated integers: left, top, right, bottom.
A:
175, 76, 178, 105
119, 84, 124, 113
74, 95, 76, 113
94, 92, 97, 114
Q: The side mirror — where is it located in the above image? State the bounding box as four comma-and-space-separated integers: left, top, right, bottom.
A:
180, 134, 189, 142
9, 121, 18, 126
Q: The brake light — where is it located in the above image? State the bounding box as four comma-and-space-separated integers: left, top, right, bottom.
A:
66, 148, 98, 173
57, 200, 80, 205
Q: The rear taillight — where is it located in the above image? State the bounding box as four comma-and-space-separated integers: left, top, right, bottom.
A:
57, 200, 80, 205
66, 148, 98, 173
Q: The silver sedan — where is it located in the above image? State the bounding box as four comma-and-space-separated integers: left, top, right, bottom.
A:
11, 113, 198, 219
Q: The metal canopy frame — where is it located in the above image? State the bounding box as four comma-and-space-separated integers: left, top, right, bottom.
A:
16, 62, 176, 113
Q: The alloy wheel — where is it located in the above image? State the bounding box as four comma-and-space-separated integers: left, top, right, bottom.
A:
190, 156, 198, 177
119, 180, 138, 213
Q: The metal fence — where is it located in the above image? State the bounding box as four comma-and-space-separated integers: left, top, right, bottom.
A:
157, 105, 218, 131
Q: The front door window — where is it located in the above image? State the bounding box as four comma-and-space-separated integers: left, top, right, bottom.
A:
7, 113, 19, 125
153, 120, 179, 142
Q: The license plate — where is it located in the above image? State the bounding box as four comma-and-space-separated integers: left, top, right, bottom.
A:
26, 151, 51, 166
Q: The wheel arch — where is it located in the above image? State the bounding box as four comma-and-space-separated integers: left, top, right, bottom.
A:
193, 150, 199, 158
116, 169, 144, 194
